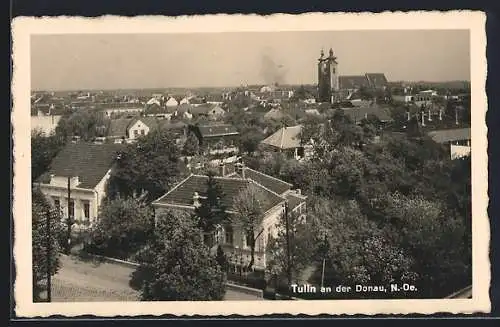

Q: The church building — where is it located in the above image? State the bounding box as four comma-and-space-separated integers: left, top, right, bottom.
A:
317, 48, 388, 104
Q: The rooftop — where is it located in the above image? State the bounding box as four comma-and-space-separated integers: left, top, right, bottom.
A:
38, 143, 124, 189
152, 174, 285, 213
261, 125, 303, 150
197, 124, 239, 138
427, 128, 471, 144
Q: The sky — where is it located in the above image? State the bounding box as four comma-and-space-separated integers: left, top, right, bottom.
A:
31, 30, 470, 91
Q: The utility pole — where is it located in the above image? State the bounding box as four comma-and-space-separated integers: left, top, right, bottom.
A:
66, 176, 72, 254
321, 258, 326, 289
284, 201, 292, 289
46, 207, 51, 302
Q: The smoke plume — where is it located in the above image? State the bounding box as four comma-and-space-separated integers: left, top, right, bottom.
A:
260, 53, 288, 86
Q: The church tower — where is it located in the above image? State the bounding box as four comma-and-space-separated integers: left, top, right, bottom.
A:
317, 48, 339, 103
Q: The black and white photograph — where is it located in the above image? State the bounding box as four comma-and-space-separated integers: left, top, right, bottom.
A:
12, 12, 489, 316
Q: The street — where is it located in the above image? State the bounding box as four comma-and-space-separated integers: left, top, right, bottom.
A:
43, 254, 263, 301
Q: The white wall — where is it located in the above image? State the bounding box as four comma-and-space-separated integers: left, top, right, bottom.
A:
128, 120, 151, 140
40, 170, 111, 223
40, 184, 97, 223
31, 115, 62, 136
451, 144, 471, 160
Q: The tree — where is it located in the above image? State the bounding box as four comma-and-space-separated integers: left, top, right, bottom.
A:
380, 192, 470, 297
107, 129, 182, 202
266, 208, 315, 284
231, 184, 269, 270
182, 131, 200, 156
31, 129, 66, 181
32, 188, 63, 301
194, 172, 229, 246
238, 127, 264, 154
135, 209, 226, 301
215, 244, 229, 273
87, 194, 154, 260
308, 197, 417, 295
55, 110, 110, 141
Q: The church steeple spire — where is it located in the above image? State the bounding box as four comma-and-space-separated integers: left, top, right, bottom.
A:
329, 48, 334, 57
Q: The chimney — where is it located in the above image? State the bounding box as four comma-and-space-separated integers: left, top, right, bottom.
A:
193, 192, 201, 208
235, 162, 245, 178
219, 162, 225, 177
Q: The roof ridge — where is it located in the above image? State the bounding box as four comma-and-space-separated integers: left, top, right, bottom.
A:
153, 174, 194, 204
243, 167, 293, 187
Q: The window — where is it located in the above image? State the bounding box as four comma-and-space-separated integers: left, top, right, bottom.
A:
140, 129, 145, 135
225, 226, 233, 245
68, 200, 75, 219
134, 130, 138, 136
245, 232, 252, 249
83, 201, 90, 220
53, 198, 60, 211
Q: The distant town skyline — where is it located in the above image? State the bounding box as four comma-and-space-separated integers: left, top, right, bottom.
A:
31, 30, 470, 91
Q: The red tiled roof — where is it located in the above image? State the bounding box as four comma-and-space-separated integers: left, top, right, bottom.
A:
152, 174, 285, 213
38, 143, 125, 189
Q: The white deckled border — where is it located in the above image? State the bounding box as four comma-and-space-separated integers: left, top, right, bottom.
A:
12, 11, 489, 317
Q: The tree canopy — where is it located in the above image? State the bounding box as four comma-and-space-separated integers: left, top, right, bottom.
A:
106, 129, 183, 202
87, 194, 154, 260
32, 188, 63, 301
134, 209, 226, 301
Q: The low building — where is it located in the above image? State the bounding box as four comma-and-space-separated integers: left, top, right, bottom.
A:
260, 125, 312, 160
108, 117, 134, 143
427, 127, 471, 159
36, 143, 124, 226
31, 114, 62, 136
151, 164, 306, 272
340, 105, 393, 124
190, 104, 226, 120
165, 97, 179, 107
95, 102, 145, 117
191, 124, 240, 157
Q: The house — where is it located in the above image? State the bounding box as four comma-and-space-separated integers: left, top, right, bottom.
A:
190, 124, 240, 156
190, 104, 226, 120
264, 108, 286, 121
127, 116, 160, 140
108, 118, 133, 143
93, 102, 145, 117
427, 128, 471, 159
260, 125, 312, 160
144, 102, 172, 119
165, 97, 179, 107
205, 94, 225, 105
341, 105, 393, 124
31, 114, 62, 136
151, 164, 306, 272
36, 143, 124, 226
